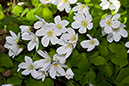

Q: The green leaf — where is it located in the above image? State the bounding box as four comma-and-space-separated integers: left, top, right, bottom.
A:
12, 5, 23, 16
97, 81, 112, 86
108, 43, 123, 54
0, 54, 14, 68
21, 8, 29, 17
73, 68, 82, 81
6, 22, 19, 33
0, 10, 4, 20
31, 0, 39, 7
44, 78, 54, 86
26, 9, 36, 21
116, 67, 129, 82
122, 75, 129, 83
78, 53, 90, 72
7, 76, 22, 84
92, 56, 106, 66
84, 0, 91, 3
98, 45, 108, 57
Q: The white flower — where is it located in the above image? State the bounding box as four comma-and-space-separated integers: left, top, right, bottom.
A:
37, 69, 48, 82
72, 13, 93, 34
36, 23, 60, 47
89, 84, 94, 86
2, 84, 13, 86
125, 42, 129, 53
40, 0, 52, 4
109, 0, 120, 14
18, 56, 40, 78
22, 32, 39, 51
18, 2, 25, 6
4, 30, 23, 58
37, 50, 51, 71
80, 34, 99, 51
107, 24, 128, 43
49, 62, 67, 79
72, 3, 89, 14
19, 25, 31, 33
56, 39, 76, 58
61, 28, 78, 43
54, 15, 69, 34
65, 68, 74, 79
34, 15, 46, 30
100, 14, 121, 34
100, 0, 110, 10
54, 0, 77, 13
53, 54, 67, 64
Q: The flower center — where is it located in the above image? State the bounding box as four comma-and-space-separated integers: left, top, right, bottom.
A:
62, 0, 68, 4
116, 1, 120, 5
17, 45, 20, 48
67, 43, 72, 48
53, 63, 59, 67
81, 20, 88, 27
45, 0, 49, 1
106, 20, 113, 26
80, 5, 85, 9
42, 71, 46, 75
15, 38, 19, 43
46, 58, 51, 63
71, 35, 76, 41
90, 39, 94, 45
56, 24, 62, 29
28, 65, 34, 70
33, 37, 37, 42
113, 28, 119, 31
47, 31, 53, 37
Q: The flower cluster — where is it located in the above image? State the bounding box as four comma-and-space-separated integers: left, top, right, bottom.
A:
100, 14, 128, 43
100, 0, 120, 14
4, 0, 129, 85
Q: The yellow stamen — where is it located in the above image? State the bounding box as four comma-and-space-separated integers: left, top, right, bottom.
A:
28, 65, 34, 70
116, 1, 120, 5
90, 39, 94, 45
67, 43, 72, 48
62, 0, 68, 4
80, 5, 85, 9
113, 28, 119, 31
56, 24, 62, 29
81, 20, 88, 27
106, 20, 113, 26
53, 63, 59, 67
42, 71, 46, 75
15, 38, 19, 43
46, 58, 51, 63
71, 35, 76, 42
33, 37, 37, 42
47, 31, 53, 37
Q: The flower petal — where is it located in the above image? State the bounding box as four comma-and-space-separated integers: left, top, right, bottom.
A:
60, 20, 69, 26
25, 56, 33, 64
87, 23, 93, 30
111, 21, 120, 28
31, 69, 38, 78
18, 62, 28, 69
119, 28, 128, 37
87, 45, 95, 51
113, 32, 121, 42
34, 21, 44, 29
54, 15, 61, 24
22, 69, 31, 75
50, 66, 56, 79
27, 41, 36, 51
104, 26, 112, 34
125, 42, 129, 48
41, 36, 49, 47
57, 66, 65, 76
100, 19, 106, 27
80, 40, 90, 48
79, 27, 87, 34
71, 21, 81, 29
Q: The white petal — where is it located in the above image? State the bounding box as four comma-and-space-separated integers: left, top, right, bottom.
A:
31, 69, 38, 78
112, 14, 120, 20
105, 15, 112, 20
18, 62, 28, 69
87, 23, 93, 30
9, 49, 14, 57
71, 21, 81, 29
22, 69, 31, 75
56, 46, 69, 54
69, 0, 77, 4
80, 40, 90, 48
72, 6, 79, 12
119, 28, 128, 37
36, 29, 46, 36
9, 30, 17, 38
87, 45, 95, 51
125, 42, 129, 48
104, 26, 112, 34
54, 15, 61, 24
107, 34, 113, 43
27, 41, 36, 51
111, 21, 120, 28
57, 3, 64, 11
22, 34, 31, 40
65, 4, 71, 13
41, 36, 49, 47
109, 4, 116, 10
67, 28, 75, 35
93, 38, 99, 46
60, 20, 69, 26
113, 32, 121, 42
50, 66, 56, 79
51, 36, 58, 45
34, 21, 44, 29
100, 19, 106, 27
79, 27, 87, 34
57, 66, 65, 76
25, 56, 33, 64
